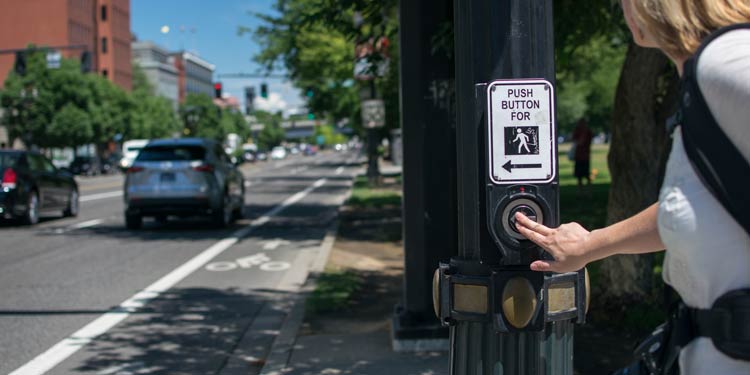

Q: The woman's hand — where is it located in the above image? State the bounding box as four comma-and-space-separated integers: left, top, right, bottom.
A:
514, 212, 593, 273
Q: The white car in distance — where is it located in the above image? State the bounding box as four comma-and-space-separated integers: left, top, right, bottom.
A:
270, 146, 287, 160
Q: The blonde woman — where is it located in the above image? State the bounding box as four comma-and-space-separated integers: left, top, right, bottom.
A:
514, 0, 750, 374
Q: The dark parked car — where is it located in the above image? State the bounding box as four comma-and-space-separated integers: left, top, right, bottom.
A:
68, 156, 99, 176
69, 155, 118, 176
0, 150, 79, 224
123, 138, 245, 229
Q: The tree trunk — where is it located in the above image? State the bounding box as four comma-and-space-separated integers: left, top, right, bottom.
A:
596, 43, 679, 309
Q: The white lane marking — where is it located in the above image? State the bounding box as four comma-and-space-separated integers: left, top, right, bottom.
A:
80, 191, 123, 202
52, 219, 105, 234
9, 178, 328, 375
260, 261, 291, 272
70, 219, 103, 230
335, 166, 344, 175
262, 238, 290, 250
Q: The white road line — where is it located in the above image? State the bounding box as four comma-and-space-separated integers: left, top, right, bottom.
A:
80, 191, 123, 202
9, 178, 328, 375
70, 219, 103, 230
335, 166, 344, 175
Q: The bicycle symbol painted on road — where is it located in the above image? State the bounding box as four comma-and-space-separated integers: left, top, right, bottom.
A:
205, 253, 291, 272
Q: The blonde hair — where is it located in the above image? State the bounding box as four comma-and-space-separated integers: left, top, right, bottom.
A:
630, 0, 750, 59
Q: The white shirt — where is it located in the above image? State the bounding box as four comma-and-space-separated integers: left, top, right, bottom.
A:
658, 28, 750, 374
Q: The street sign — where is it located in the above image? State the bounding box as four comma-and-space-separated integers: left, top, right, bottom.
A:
487, 79, 556, 184
46, 50, 61, 69
361, 99, 386, 129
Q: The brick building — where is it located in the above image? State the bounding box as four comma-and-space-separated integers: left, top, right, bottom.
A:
0, 0, 132, 90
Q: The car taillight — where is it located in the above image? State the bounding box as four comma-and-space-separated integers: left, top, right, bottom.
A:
127, 166, 144, 174
2, 168, 17, 189
193, 164, 214, 173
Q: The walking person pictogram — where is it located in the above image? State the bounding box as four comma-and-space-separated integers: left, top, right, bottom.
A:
513, 128, 530, 154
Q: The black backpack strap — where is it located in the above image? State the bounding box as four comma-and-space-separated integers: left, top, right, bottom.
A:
680, 23, 750, 235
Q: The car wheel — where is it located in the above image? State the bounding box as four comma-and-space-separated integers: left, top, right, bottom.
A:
232, 190, 245, 220
125, 213, 142, 230
23, 191, 40, 225
63, 189, 79, 217
213, 193, 232, 228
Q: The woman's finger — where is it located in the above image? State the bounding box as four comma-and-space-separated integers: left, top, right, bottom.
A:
530, 260, 558, 272
515, 223, 551, 249
514, 212, 553, 235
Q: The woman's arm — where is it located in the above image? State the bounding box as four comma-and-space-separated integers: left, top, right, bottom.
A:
514, 202, 665, 273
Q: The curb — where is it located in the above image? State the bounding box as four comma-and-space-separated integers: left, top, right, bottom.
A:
258, 157, 362, 375
257, 223, 339, 375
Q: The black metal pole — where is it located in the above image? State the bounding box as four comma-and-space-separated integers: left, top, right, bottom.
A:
451, 0, 574, 374
393, 0, 455, 349
366, 80, 380, 183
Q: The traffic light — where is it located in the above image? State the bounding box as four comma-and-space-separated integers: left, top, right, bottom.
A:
80, 51, 92, 73
260, 83, 268, 99
14, 51, 26, 76
214, 82, 223, 99
245, 87, 256, 115
307, 112, 315, 120
306, 88, 314, 98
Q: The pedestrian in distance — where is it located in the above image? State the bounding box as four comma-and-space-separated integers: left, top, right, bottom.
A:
515, 0, 750, 374
571, 118, 593, 191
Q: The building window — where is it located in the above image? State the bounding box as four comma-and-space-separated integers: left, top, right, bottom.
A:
102, 69, 108, 78
101, 37, 108, 54
101, 5, 107, 21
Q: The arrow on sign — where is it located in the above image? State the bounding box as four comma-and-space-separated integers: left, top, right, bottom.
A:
502, 160, 543, 173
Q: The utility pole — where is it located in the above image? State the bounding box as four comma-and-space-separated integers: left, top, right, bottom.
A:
432, 1, 588, 374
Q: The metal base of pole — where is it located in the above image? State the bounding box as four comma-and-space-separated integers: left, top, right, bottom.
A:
451, 321, 574, 375
391, 304, 449, 352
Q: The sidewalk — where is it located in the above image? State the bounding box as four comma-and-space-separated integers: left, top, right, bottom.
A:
260, 158, 449, 375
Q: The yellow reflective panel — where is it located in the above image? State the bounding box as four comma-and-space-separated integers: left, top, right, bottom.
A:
453, 284, 488, 314
502, 277, 537, 328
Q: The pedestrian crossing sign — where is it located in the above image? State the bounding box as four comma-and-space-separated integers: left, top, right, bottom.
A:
487, 79, 557, 184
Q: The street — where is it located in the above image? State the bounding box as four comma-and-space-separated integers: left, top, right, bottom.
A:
0, 150, 359, 375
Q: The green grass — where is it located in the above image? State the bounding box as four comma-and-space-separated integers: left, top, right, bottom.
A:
558, 143, 611, 229
347, 175, 402, 208
306, 270, 361, 314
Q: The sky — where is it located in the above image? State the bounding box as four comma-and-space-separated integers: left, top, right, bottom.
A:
131, 0, 304, 116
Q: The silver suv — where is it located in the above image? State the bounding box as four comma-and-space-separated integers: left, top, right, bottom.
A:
123, 138, 245, 229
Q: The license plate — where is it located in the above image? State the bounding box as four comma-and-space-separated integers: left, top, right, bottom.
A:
160, 172, 176, 183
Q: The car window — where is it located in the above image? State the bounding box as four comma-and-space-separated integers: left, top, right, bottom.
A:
39, 155, 56, 172
28, 154, 54, 172
0, 153, 20, 168
136, 145, 206, 161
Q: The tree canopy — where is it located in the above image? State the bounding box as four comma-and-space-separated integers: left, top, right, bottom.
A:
245, 0, 398, 134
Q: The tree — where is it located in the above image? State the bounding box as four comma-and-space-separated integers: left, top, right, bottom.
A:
249, 0, 398, 180
554, 0, 679, 310
48, 103, 93, 153
257, 117, 285, 150
599, 45, 678, 308
180, 93, 221, 140
129, 65, 180, 139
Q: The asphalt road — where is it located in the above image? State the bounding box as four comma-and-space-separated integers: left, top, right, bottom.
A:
0, 149, 361, 375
